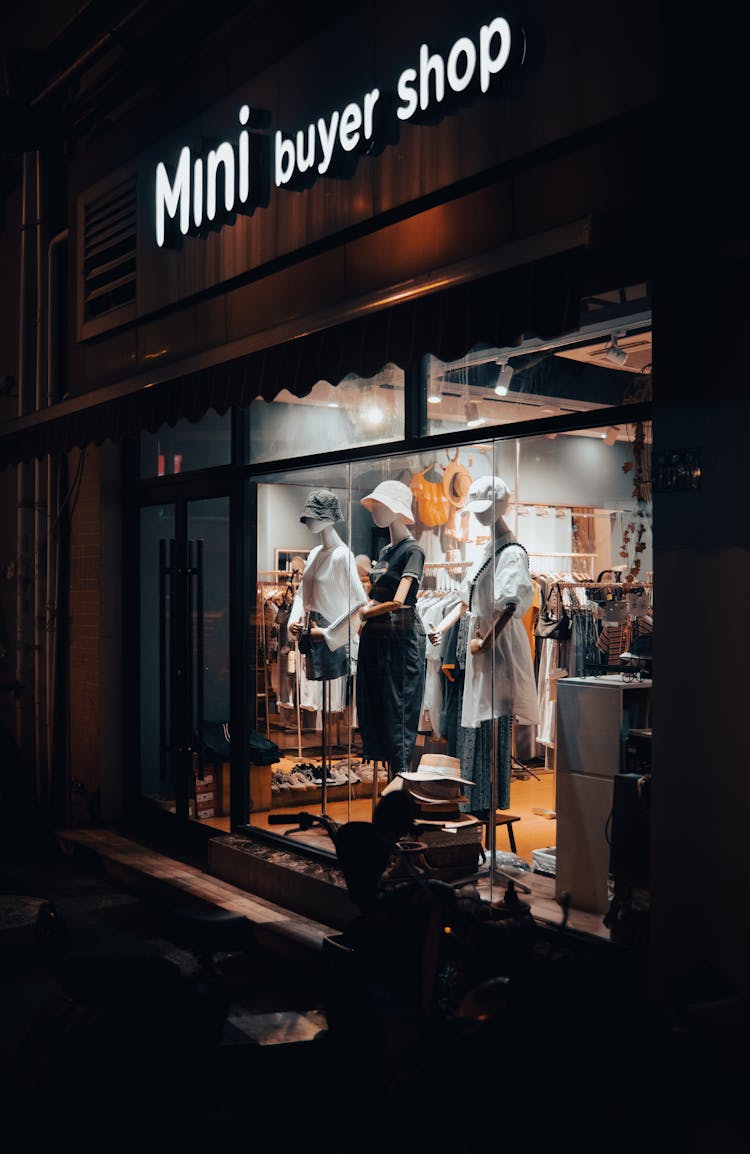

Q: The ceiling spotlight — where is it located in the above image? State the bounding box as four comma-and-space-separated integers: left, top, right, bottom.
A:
495, 359, 514, 396
464, 401, 485, 428
604, 333, 628, 366
427, 392, 441, 405
363, 401, 385, 426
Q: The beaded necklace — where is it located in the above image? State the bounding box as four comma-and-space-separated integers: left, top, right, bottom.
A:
468, 540, 528, 612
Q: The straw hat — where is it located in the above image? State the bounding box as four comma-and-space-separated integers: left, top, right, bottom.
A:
442, 453, 473, 510
404, 753, 473, 783
381, 754, 473, 798
382, 775, 470, 805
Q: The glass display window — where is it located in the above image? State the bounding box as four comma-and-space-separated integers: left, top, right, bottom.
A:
139, 409, 232, 477
243, 418, 652, 911
248, 364, 404, 464
424, 286, 652, 438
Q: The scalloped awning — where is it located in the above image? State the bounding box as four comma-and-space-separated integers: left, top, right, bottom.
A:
0, 248, 583, 469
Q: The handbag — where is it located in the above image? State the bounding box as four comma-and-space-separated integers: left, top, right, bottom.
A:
534, 583, 572, 641
410, 467, 451, 527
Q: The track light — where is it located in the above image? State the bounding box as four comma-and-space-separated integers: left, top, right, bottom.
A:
604, 333, 628, 366
494, 359, 514, 396
464, 401, 484, 428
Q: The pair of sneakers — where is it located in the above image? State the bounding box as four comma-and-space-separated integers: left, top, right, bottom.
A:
271, 771, 296, 792
312, 766, 350, 786
288, 763, 318, 788
329, 759, 361, 784
358, 762, 387, 784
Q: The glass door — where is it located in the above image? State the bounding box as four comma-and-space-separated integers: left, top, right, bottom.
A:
139, 497, 229, 824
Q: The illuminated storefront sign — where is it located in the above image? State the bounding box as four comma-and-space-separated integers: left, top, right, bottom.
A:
155, 15, 522, 247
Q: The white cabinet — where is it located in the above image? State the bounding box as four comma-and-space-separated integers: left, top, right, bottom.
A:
554, 676, 652, 914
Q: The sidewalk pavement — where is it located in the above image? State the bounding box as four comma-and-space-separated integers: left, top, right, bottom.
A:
0, 822, 335, 1146
3, 815, 749, 1153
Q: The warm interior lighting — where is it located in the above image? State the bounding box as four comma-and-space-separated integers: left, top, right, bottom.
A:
495, 359, 514, 396
364, 402, 385, 426
465, 400, 484, 428
602, 426, 620, 445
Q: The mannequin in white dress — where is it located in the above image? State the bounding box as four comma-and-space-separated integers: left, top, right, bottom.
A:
428, 475, 538, 814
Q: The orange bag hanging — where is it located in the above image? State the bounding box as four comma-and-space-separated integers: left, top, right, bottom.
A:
410, 467, 451, 527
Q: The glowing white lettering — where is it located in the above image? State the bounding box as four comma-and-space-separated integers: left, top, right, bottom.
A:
155, 146, 191, 247
238, 104, 250, 203
316, 111, 340, 175
193, 156, 203, 228
339, 102, 362, 151
155, 107, 265, 247
447, 37, 476, 92
396, 16, 513, 120
420, 43, 445, 111
396, 67, 418, 122
480, 17, 512, 92
274, 88, 380, 187
153, 16, 521, 246
206, 141, 235, 221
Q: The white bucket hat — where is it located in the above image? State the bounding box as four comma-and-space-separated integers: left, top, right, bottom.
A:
361, 479, 415, 523
461, 475, 512, 516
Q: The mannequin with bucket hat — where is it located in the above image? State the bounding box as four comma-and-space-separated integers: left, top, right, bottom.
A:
427, 475, 538, 815
356, 480, 427, 777
288, 489, 368, 682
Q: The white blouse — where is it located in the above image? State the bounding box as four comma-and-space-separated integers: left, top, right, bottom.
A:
459, 531, 539, 728
289, 539, 367, 652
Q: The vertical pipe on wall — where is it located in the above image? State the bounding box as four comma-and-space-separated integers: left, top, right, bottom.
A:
16, 153, 37, 767
46, 230, 68, 803
33, 150, 48, 806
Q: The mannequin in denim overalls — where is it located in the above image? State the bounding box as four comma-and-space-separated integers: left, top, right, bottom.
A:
356, 480, 426, 778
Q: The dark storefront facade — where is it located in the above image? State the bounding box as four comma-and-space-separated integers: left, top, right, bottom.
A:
1, 0, 748, 1002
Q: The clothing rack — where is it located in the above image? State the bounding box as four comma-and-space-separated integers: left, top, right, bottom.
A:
527, 551, 597, 559
539, 580, 653, 589
424, 551, 598, 578
512, 502, 639, 519
258, 569, 302, 580
257, 577, 303, 751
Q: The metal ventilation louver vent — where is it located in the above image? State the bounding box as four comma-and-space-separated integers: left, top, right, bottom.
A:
82, 174, 137, 323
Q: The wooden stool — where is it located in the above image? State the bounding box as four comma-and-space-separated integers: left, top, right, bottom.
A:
480, 812, 521, 853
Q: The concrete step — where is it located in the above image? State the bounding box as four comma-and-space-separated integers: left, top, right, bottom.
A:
54, 826, 334, 971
